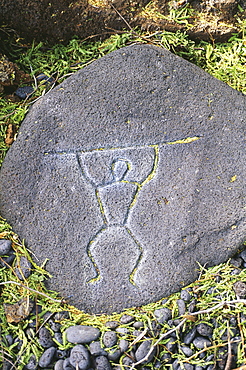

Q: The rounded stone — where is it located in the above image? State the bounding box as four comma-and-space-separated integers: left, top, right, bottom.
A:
38, 347, 56, 368
193, 337, 211, 349
180, 346, 193, 357
176, 299, 186, 316
63, 358, 75, 370
102, 331, 118, 348
0, 239, 12, 255
119, 339, 129, 353
89, 341, 108, 356
196, 323, 213, 337
180, 289, 192, 302
120, 315, 135, 324
38, 327, 55, 348
54, 359, 64, 370
66, 325, 100, 344
154, 308, 172, 324
135, 339, 156, 364
25, 355, 38, 370
15, 256, 32, 280
1, 44, 246, 314
94, 356, 112, 370
105, 321, 119, 329
70, 345, 90, 370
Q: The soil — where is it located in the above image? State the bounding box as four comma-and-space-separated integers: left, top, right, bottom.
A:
0, 0, 245, 47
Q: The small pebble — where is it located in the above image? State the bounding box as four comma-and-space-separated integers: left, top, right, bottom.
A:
181, 346, 193, 357
133, 321, 144, 329
172, 358, 180, 370
122, 356, 134, 366
49, 320, 61, 332
54, 332, 63, 344
54, 311, 70, 321
103, 331, 118, 348
54, 359, 64, 370
0, 239, 12, 255
94, 356, 112, 370
188, 300, 197, 313
38, 347, 56, 368
66, 325, 100, 344
119, 339, 129, 353
120, 314, 135, 324
25, 354, 38, 370
107, 349, 121, 361
63, 358, 75, 370
196, 323, 213, 337
239, 249, 246, 262
183, 327, 197, 345
230, 257, 243, 267
193, 337, 211, 349
176, 299, 186, 316
154, 307, 171, 324
39, 327, 55, 348
89, 341, 108, 356
105, 321, 119, 329
15, 256, 32, 280
165, 338, 177, 353
70, 344, 90, 370
57, 349, 69, 359
233, 281, 246, 298
180, 289, 191, 301
135, 339, 156, 364
15, 86, 34, 99
115, 327, 129, 335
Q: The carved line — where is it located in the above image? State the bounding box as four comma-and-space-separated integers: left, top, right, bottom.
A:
43, 137, 201, 286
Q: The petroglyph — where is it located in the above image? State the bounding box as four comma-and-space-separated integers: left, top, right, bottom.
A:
45, 137, 200, 286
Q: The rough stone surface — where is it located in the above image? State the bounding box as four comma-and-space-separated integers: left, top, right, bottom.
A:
0, 239, 11, 255
69, 345, 90, 370
0, 44, 245, 314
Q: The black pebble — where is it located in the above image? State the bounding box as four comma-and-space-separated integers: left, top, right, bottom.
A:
38, 347, 56, 368
94, 356, 112, 370
15, 86, 34, 99
39, 327, 55, 348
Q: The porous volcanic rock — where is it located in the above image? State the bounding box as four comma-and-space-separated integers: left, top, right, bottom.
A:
0, 44, 245, 313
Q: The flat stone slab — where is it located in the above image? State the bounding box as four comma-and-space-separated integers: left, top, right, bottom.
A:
0, 44, 245, 313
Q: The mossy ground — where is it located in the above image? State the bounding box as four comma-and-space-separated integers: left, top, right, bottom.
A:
1, 26, 246, 368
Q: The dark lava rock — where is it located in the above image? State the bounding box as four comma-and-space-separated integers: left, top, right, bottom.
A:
0, 239, 12, 255
105, 321, 119, 329
25, 355, 38, 370
15, 256, 32, 280
89, 341, 108, 356
135, 339, 156, 364
119, 339, 129, 353
54, 359, 64, 370
196, 323, 213, 337
193, 337, 212, 349
120, 314, 135, 324
38, 327, 55, 348
154, 308, 172, 324
102, 331, 118, 348
15, 86, 34, 99
70, 345, 90, 370
1, 44, 246, 314
183, 327, 197, 345
38, 347, 56, 367
94, 356, 112, 370
66, 325, 100, 344
63, 358, 75, 370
